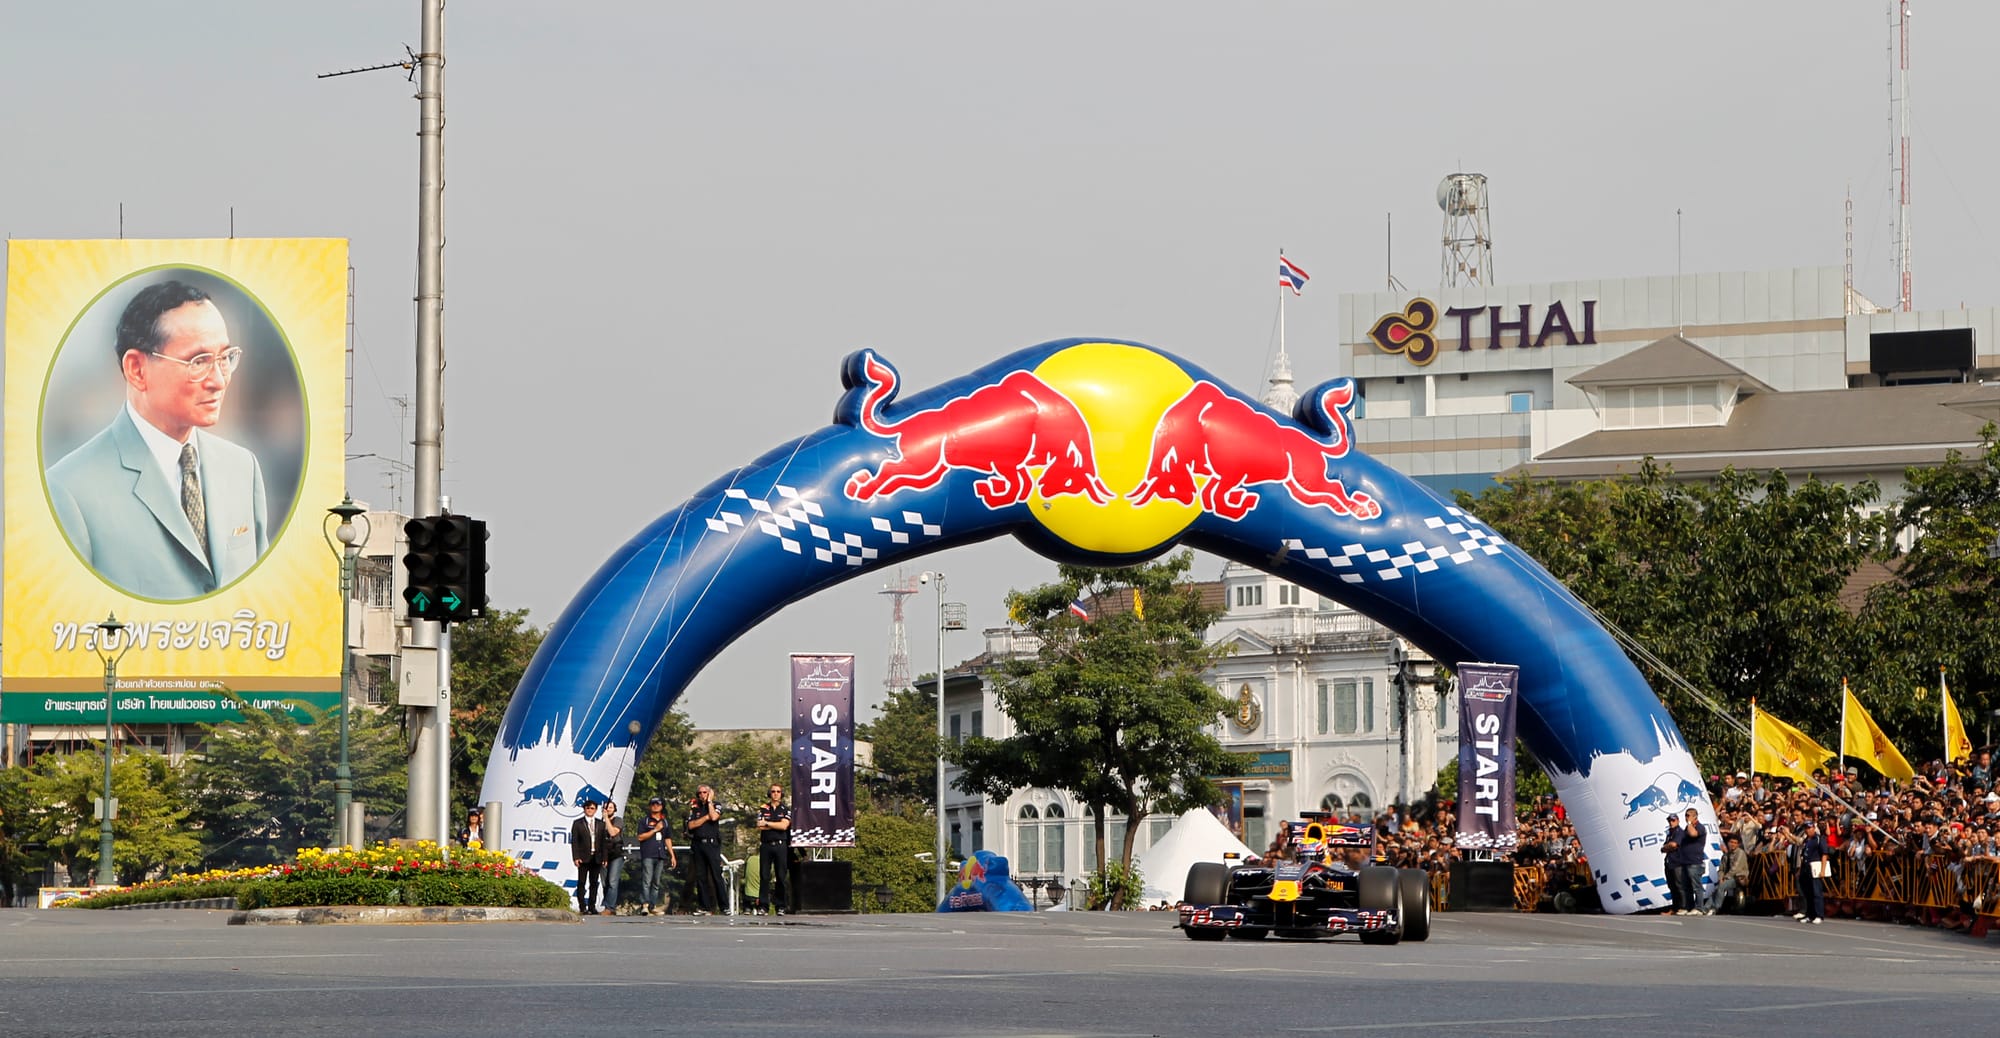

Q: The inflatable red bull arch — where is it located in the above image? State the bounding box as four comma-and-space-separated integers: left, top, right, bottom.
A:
481, 339, 1716, 914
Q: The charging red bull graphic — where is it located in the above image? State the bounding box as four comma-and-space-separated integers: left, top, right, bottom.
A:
843, 350, 1112, 508
1128, 380, 1379, 521
484, 336, 1712, 916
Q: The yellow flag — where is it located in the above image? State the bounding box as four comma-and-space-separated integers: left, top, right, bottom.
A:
1753, 703, 1834, 783
1942, 669, 1973, 764
1131, 588, 1145, 620
1842, 683, 1916, 781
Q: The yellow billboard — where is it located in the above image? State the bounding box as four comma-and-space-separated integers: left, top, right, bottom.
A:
4, 239, 347, 723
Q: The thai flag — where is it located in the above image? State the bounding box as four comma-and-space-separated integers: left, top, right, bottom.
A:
1068, 596, 1091, 620
1279, 255, 1309, 296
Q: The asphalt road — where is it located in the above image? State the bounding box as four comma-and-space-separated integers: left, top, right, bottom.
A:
3, 908, 1995, 1037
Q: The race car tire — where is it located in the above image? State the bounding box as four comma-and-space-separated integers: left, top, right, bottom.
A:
1397, 868, 1432, 942
1228, 928, 1269, 940
1184, 862, 1229, 906
1184, 926, 1227, 941
1357, 866, 1404, 945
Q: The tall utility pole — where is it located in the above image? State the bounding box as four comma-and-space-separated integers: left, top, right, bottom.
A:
1890, 0, 1913, 311
407, 0, 450, 844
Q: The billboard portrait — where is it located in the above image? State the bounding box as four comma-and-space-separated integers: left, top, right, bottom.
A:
4, 239, 347, 724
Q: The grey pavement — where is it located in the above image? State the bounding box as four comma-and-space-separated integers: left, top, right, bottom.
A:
2, 907, 1996, 1037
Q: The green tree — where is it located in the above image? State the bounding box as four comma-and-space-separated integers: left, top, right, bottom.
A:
857, 682, 938, 810
1853, 428, 2000, 742
625, 707, 700, 827
834, 793, 945, 912
20, 749, 199, 884
1459, 462, 1885, 771
697, 732, 789, 858
186, 695, 407, 867
949, 551, 1242, 908
448, 608, 546, 819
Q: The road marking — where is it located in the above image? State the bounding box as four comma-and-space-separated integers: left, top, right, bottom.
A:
144, 980, 685, 995
1719, 997, 1925, 1014
1289, 1011, 1658, 1032
4, 953, 371, 965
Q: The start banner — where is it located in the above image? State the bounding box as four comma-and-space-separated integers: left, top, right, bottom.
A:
789, 653, 856, 847
1454, 661, 1520, 852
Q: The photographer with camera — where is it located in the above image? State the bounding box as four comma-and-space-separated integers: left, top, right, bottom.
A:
685, 783, 727, 916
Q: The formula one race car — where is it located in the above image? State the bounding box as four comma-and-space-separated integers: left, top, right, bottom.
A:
1177, 815, 1431, 944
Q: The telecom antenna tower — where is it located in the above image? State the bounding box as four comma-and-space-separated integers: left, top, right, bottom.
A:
1890, 0, 1913, 311
1438, 173, 1493, 288
880, 569, 921, 692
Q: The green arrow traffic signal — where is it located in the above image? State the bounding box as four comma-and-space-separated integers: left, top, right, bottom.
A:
442, 592, 461, 613
412, 590, 431, 612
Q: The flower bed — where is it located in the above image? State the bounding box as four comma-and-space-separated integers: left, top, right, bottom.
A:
67, 843, 569, 911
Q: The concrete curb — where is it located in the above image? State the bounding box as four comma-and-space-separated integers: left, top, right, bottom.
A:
228, 906, 579, 926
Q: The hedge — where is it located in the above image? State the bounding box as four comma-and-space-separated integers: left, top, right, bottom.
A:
239, 873, 570, 910
65, 879, 252, 910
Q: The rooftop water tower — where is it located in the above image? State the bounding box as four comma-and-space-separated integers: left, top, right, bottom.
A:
1438, 172, 1493, 288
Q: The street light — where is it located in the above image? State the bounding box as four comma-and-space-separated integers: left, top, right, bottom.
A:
324, 496, 372, 848
88, 614, 135, 886
918, 571, 965, 906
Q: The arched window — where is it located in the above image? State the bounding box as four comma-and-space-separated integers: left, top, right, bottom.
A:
1042, 803, 1066, 875
1320, 793, 1344, 814
1348, 792, 1373, 818
1017, 804, 1041, 873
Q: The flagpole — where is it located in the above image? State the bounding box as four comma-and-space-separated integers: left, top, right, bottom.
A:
1278, 247, 1287, 361
1749, 697, 1756, 778
1839, 678, 1848, 777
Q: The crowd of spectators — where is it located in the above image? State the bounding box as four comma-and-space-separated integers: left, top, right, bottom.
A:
1258, 793, 1587, 876
1248, 746, 2000, 926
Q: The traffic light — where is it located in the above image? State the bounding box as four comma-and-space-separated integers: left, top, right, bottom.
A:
402, 515, 488, 624
403, 516, 443, 622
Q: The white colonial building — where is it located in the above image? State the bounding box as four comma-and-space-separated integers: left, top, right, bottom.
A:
937, 572, 1448, 899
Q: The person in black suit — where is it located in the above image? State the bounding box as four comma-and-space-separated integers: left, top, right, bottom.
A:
755, 783, 792, 916
685, 784, 726, 915
570, 800, 608, 914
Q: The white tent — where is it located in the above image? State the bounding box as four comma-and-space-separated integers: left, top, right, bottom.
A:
1135, 809, 1259, 903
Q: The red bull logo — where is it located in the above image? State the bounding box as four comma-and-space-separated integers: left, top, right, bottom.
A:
1128, 381, 1379, 521
840, 344, 1381, 556
844, 351, 1112, 508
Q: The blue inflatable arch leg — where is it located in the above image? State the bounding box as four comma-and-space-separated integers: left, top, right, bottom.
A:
480, 339, 1713, 914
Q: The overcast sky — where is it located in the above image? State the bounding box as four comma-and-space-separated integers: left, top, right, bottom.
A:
6, 2, 1998, 730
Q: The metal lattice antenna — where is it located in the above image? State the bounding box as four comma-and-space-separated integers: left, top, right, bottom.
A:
880, 569, 922, 692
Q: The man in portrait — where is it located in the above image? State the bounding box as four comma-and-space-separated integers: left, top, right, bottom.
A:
46, 279, 269, 599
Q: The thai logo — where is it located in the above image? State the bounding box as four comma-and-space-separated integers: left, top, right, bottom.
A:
1368, 298, 1439, 366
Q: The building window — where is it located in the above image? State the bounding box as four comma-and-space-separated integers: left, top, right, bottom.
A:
1334, 681, 1359, 734
1436, 688, 1450, 729
1349, 792, 1373, 816
950, 822, 962, 858
1044, 803, 1066, 876
1277, 584, 1300, 606
1320, 793, 1344, 814
1234, 585, 1263, 608
1149, 816, 1173, 847
972, 819, 984, 853
1508, 390, 1533, 413
1315, 681, 1330, 735
358, 557, 395, 607
949, 713, 962, 745
1017, 805, 1040, 873
1387, 680, 1403, 732
971, 710, 983, 738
